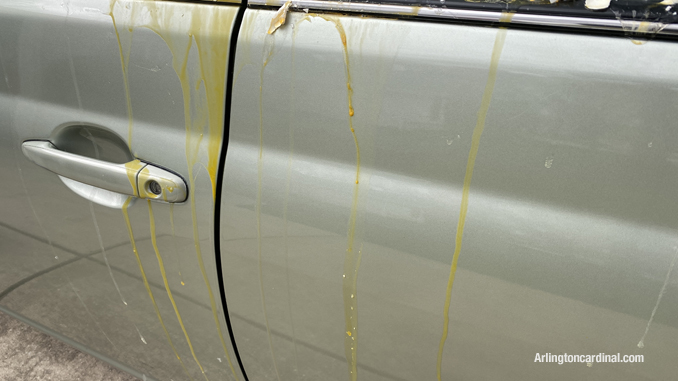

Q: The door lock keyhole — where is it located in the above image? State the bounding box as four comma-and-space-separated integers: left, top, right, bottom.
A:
147, 180, 162, 195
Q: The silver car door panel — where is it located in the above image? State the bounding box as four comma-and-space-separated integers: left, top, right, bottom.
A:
0, 0, 244, 380
221, 9, 678, 381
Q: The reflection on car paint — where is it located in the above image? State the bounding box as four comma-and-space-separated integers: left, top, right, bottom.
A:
436, 11, 513, 381
121, 196, 193, 380
109, 1, 240, 379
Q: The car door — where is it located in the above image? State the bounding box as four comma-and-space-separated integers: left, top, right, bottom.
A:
0, 0, 245, 380
221, 1, 678, 380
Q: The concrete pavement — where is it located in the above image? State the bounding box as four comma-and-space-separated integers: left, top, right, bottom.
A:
0, 311, 137, 381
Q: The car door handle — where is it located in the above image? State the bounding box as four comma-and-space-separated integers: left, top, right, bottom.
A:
21, 140, 187, 203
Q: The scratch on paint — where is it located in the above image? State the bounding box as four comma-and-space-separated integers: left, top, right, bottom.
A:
148, 200, 210, 381
121, 197, 194, 381
89, 201, 128, 306
637, 246, 678, 348
436, 13, 513, 381
69, 280, 118, 351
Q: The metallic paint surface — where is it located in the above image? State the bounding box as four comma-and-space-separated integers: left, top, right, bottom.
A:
221, 9, 678, 381
0, 0, 242, 380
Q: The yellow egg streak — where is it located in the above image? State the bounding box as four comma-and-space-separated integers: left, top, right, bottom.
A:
110, 1, 240, 379
148, 200, 210, 381
122, 197, 194, 380
318, 15, 362, 381
436, 13, 513, 381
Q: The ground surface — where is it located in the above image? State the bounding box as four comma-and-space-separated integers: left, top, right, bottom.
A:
0, 311, 138, 381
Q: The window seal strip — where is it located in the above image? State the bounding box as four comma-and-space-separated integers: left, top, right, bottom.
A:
249, 0, 678, 36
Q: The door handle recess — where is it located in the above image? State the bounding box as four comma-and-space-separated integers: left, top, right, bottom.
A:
21, 140, 187, 203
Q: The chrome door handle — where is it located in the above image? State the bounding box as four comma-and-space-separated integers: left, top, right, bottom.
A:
21, 140, 187, 203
